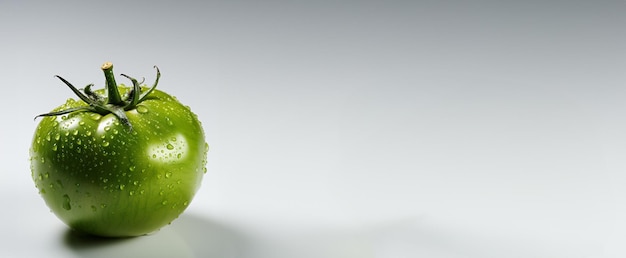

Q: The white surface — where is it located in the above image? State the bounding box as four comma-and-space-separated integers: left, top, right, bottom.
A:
1, 1, 625, 257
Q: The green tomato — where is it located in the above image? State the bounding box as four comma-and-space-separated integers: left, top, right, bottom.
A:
29, 63, 208, 237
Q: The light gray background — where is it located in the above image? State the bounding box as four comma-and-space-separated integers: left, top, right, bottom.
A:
1, 0, 625, 257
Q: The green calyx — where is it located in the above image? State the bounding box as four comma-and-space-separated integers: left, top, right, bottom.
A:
36, 62, 161, 129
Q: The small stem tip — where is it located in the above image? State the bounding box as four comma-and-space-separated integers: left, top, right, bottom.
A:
101, 62, 113, 70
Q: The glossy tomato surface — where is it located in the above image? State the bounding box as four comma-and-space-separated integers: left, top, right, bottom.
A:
30, 65, 207, 237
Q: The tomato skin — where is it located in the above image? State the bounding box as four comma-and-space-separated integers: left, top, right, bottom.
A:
30, 86, 207, 237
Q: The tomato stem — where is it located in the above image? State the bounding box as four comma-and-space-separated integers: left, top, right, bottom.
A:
101, 62, 123, 105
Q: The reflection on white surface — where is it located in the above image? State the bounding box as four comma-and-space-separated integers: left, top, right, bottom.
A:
61, 214, 242, 258
63, 227, 193, 258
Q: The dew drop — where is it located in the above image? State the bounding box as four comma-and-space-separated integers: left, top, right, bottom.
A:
129, 166, 136, 172
62, 194, 71, 210
166, 144, 174, 150
86, 131, 92, 136
79, 121, 85, 126
136, 106, 148, 113
54, 134, 60, 141
104, 126, 110, 132
129, 190, 135, 196
52, 144, 58, 151
119, 184, 125, 190
165, 172, 172, 178
161, 200, 168, 205
90, 114, 102, 121
102, 141, 110, 147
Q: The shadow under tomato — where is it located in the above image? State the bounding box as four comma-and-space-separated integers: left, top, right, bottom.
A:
63, 213, 243, 258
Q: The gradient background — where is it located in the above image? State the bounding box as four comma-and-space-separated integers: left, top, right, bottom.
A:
1, 0, 625, 257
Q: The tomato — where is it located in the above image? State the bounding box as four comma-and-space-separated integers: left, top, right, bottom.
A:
29, 62, 208, 237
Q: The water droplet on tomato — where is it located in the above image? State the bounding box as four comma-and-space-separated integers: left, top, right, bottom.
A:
161, 200, 168, 205
129, 190, 135, 196
104, 126, 111, 132
165, 172, 172, 178
62, 195, 71, 210
119, 184, 125, 190
79, 121, 85, 126
101, 141, 110, 147
166, 144, 174, 150
52, 144, 58, 151
137, 106, 148, 114
54, 133, 60, 141
90, 114, 102, 121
